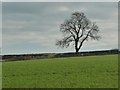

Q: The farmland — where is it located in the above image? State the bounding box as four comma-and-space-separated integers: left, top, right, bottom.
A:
2, 54, 118, 88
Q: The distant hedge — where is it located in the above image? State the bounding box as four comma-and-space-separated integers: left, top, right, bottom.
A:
2, 49, 119, 61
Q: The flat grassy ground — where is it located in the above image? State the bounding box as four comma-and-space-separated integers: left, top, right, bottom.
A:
2, 55, 118, 88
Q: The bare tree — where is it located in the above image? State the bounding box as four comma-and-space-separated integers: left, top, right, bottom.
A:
56, 12, 101, 54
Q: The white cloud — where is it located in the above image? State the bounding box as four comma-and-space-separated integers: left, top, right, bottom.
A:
58, 6, 69, 12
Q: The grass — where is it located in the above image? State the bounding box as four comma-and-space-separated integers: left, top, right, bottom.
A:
2, 54, 118, 88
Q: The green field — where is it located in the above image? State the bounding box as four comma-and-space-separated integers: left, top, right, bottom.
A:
2, 55, 118, 88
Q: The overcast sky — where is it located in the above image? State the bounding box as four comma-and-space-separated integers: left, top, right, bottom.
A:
2, 2, 118, 55
1, 0, 119, 2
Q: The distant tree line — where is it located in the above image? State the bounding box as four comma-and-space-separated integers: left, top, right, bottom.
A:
2, 49, 119, 61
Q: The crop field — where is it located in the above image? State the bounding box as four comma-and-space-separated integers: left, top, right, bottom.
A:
2, 55, 118, 88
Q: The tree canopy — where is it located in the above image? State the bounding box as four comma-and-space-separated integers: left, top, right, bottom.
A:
56, 12, 101, 54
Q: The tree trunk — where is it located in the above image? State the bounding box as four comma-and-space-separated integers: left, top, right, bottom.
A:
75, 40, 83, 54
75, 48, 79, 54
75, 39, 79, 54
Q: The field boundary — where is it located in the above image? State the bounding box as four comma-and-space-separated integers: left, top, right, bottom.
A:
2, 49, 119, 61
